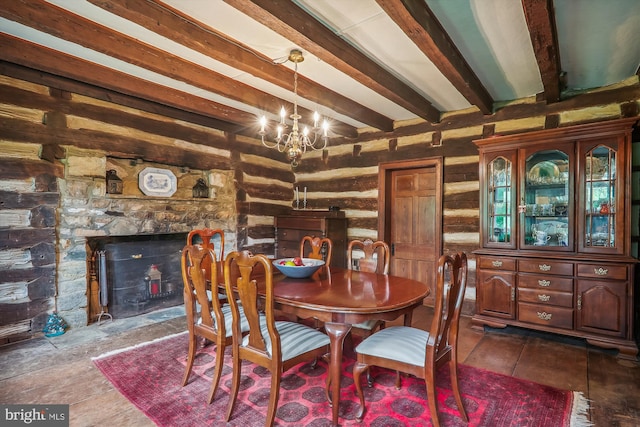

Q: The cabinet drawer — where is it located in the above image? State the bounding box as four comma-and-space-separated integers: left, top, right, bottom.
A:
518, 274, 573, 292
277, 245, 301, 259
478, 256, 516, 271
576, 263, 627, 280
518, 259, 573, 276
518, 302, 573, 329
518, 288, 573, 308
277, 228, 322, 242
275, 216, 325, 230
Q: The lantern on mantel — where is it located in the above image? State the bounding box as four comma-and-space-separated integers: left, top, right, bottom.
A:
192, 178, 209, 198
106, 170, 123, 194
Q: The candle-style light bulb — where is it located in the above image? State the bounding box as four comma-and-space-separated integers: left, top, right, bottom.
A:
322, 120, 329, 137
280, 106, 286, 124
277, 125, 283, 141
303, 126, 309, 137
259, 115, 267, 133
313, 111, 320, 128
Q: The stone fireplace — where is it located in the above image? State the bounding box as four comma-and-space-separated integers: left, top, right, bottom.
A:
54, 150, 237, 329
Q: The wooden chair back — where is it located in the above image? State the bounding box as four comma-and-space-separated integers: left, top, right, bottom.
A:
352, 252, 469, 427
187, 228, 224, 279
429, 252, 468, 365
224, 251, 274, 360
224, 250, 330, 426
347, 238, 390, 274
180, 244, 228, 401
300, 235, 333, 266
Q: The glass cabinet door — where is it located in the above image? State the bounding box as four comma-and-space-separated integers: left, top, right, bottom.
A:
580, 142, 622, 254
521, 147, 571, 250
485, 153, 515, 248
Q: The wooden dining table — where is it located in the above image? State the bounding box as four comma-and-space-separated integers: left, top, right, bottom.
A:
251, 265, 431, 426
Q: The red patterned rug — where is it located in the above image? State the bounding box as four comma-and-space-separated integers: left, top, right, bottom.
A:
93, 332, 591, 426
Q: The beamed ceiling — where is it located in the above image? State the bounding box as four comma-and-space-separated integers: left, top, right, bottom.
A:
2, 0, 640, 144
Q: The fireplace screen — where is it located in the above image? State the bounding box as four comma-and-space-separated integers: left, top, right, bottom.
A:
93, 234, 185, 319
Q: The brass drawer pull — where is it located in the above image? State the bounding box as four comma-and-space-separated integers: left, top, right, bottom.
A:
492, 260, 503, 267
594, 267, 608, 276
537, 311, 552, 321
538, 264, 551, 271
538, 294, 550, 302
538, 279, 550, 287
131, 254, 143, 259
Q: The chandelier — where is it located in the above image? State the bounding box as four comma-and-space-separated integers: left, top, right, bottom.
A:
259, 49, 329, 167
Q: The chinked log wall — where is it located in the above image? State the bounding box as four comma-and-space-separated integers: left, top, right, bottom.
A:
1, 64, 639, 342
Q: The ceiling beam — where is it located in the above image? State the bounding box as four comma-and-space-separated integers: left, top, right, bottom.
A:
0, 33, 260, 128
521, 0, 562, 103
377, 0, 494, 115
224, 0, 442, 123
89, 0, 394, 133
0, 60, 242, 135
0, 0, 358, 138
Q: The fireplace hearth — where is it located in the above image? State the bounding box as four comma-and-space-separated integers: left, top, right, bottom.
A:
89, 233, 187, 320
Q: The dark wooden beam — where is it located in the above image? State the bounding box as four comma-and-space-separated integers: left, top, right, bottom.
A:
0, 0, 357, 138
0, 34, 261, 126
0, 61, 243, 134
224, 0, 442, 123
88, 0, 393, 132
378, 0, 494, 115
521, 0, 562, 103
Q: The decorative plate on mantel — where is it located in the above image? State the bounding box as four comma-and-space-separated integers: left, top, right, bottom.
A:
138, 167, 177, 197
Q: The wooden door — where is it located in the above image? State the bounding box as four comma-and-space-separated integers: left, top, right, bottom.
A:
379, 159, 442, 306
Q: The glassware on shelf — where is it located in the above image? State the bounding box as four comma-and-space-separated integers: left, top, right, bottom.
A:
584, 145, 617, 249
487, 156, 512, 244
523, 149, 570, 248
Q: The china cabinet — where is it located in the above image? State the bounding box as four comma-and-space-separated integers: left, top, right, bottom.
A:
473, 118, 638, 360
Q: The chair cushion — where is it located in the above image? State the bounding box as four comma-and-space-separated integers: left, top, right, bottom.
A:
355, 326, 429, 366
243, 321, 330, 361
352, 319, 380, 330
200, 303, 250, 338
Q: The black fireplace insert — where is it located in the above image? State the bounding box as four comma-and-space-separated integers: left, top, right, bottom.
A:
90, 233, 186, 319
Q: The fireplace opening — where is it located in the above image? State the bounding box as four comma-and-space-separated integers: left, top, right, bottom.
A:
87, 233, 187, 321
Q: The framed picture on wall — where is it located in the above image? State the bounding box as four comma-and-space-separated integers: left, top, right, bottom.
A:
138, 167, 177, 197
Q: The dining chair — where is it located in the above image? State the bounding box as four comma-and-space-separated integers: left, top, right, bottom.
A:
347, 238, 390, 274
224, 250, 331, 427
187, 228, 225, 279
300, 235, 333, 266
180, 244, 250, 403
348, 238, 391, 336
352, 252, 469, 427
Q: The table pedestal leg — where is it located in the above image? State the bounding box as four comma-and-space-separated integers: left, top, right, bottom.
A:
324, 322, 351, 427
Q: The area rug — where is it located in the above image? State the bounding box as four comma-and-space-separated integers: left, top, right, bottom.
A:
92, 332, 591, 426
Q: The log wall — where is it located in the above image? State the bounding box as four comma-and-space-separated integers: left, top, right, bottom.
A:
1, 66, 639, 342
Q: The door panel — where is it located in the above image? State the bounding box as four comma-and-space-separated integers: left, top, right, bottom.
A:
386, 163, 441, 305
